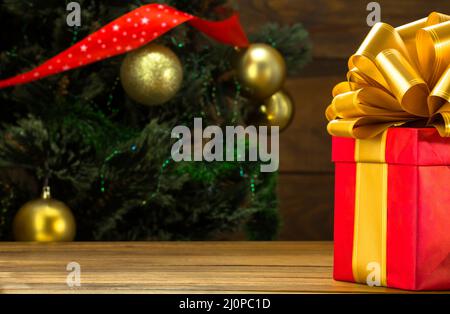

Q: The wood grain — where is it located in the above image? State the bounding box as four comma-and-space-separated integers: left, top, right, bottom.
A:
280, 77, 340, 173
278, 174, 334, 240
238, 0, 450, 59
0, 242, 436, 294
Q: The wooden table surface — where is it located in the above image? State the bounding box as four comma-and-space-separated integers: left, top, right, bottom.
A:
0, 241, 440, 294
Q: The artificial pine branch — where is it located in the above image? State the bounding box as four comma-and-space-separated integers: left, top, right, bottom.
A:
0, 1, 311, 240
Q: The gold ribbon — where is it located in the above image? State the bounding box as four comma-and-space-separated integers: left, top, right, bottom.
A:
326, 12, 450, 139
353, 132, 388, 286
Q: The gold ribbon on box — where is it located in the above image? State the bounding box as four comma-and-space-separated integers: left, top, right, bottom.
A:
327, 13, 450, 287
326, 12, 450, 139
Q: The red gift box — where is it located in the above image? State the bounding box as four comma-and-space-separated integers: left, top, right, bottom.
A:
332, 128, 450, 290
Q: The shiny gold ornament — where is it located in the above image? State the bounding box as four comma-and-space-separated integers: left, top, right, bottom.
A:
120, 44, 183, 106
236, 43, 286, 99
13, 187, 76, 242
247, 91, 294, 132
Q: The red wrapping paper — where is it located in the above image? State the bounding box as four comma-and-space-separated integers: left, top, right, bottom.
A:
333, 128, 450, 290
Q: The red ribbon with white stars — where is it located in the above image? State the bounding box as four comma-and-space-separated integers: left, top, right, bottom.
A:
0, 4, 249, 89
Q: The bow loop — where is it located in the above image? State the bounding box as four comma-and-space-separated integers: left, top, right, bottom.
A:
416, 20, 450, 86
375, 48, 429, 117
431, 103, 450, 137
326, 13, 450, 139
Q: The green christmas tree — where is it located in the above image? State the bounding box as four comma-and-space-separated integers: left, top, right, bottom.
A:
0, 0, 311, 240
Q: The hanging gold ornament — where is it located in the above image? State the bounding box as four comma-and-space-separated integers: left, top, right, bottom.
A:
120, 44, 183, 106
236, 43, 287, 99
13, 187, 76, 242
247, 91, 294, 132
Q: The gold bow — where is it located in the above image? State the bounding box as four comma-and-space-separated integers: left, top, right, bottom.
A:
326, 12, 450, 139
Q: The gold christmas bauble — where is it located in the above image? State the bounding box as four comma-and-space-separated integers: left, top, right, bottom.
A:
236, 43, 287, 99
120, 44, 183, 106
13, 187, 76, 242
247, 91, 294, 132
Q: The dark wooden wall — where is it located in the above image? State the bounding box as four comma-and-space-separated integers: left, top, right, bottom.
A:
237, 0, 450, 240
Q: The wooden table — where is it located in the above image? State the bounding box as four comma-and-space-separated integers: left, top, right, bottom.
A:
0, 242, 436, 294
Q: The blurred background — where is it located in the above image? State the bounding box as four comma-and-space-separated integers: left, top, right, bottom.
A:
1, 0, 450, 242
237, 0, 450, 240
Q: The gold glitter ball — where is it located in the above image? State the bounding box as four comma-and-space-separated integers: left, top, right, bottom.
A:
120, 44, 183, 106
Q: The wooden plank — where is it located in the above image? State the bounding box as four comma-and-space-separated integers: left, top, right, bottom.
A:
238, 0, 450, 59
279, 76, 340, 173
219, 174, 335, 240
300, 58, 348, 78
0, 242, 438, 293
278, 174, 334, 240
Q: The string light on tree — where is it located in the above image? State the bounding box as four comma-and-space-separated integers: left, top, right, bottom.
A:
0, 3, 311, 241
